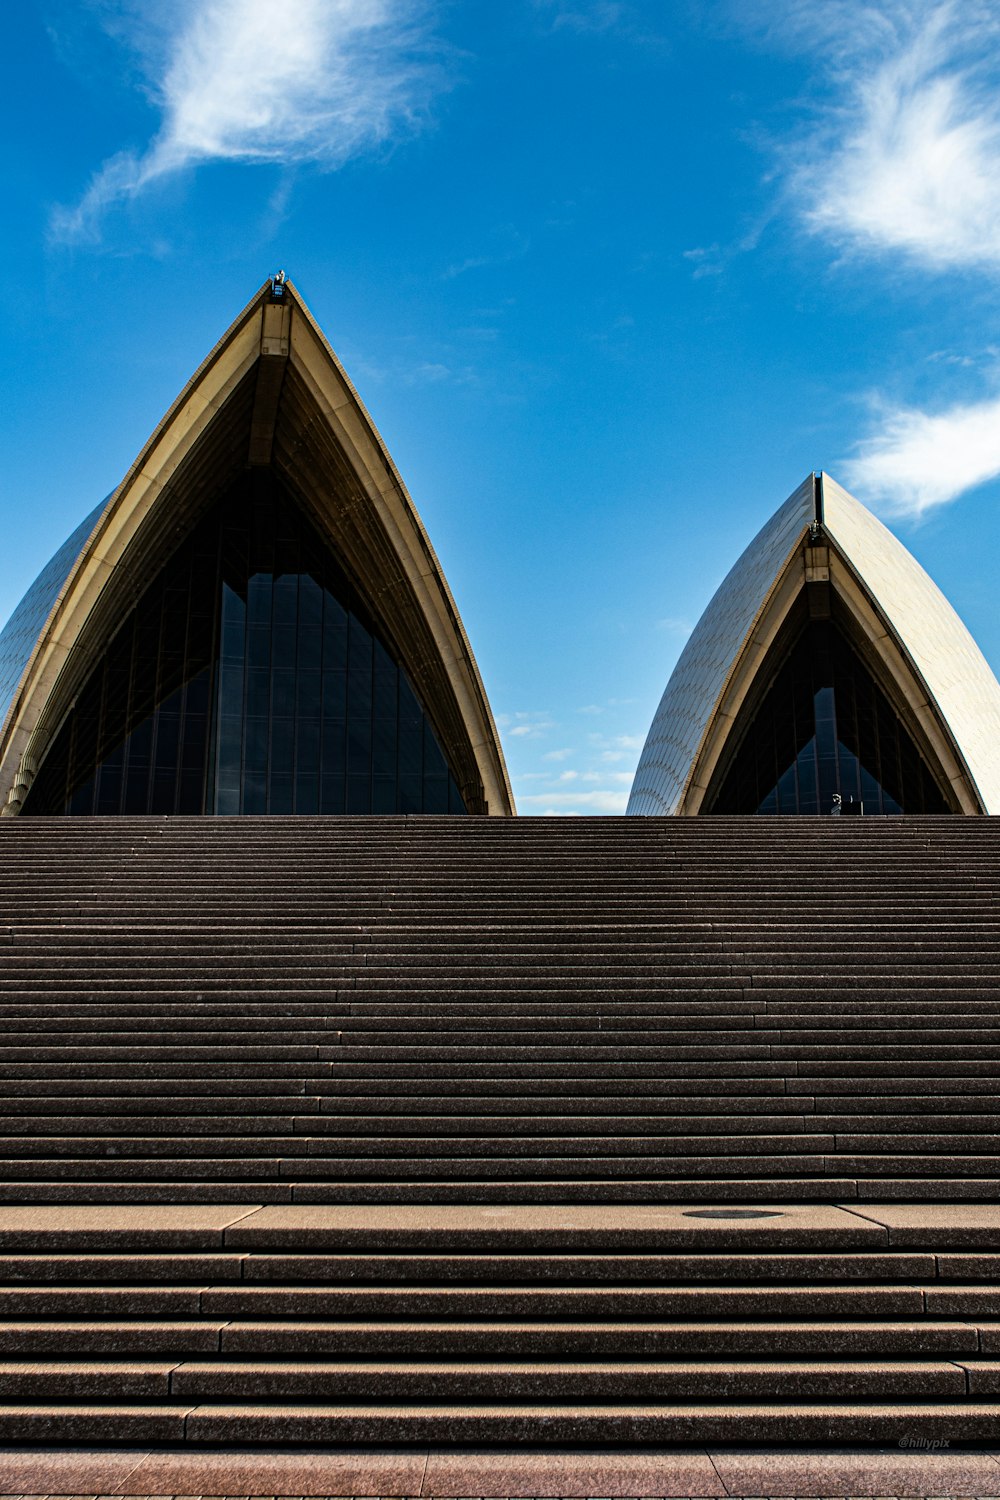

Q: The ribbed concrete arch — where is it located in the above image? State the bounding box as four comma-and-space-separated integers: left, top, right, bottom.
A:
0, 280, 514, 816
628, 473, 1000, 815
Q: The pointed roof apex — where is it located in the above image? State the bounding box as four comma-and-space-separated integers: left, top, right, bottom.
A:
628, 473, 1000, 815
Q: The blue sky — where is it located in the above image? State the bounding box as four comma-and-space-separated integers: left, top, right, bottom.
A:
5, 0, 1000, 812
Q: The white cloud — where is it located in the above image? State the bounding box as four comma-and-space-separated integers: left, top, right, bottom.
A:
682, 245, 725, 279
842, 391, 1000, 516
589, 732, 642, 751
499, 711, 556, 740
52, 0, 439, 243
656, 614, 693, 636
442, 225, 530, 281
779, 1, 1000, 274
518, 788, 631, 813
532, 1, 626, 34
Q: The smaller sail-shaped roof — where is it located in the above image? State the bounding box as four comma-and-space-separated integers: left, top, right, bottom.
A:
628, 473, 1000, 815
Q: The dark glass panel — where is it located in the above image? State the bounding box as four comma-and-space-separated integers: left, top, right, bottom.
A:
372, 717, 397, 778
185, 668, 211, 721
424, 777, 449, 814
298, 628, 322, 674
320, 772, 345, 814
68, 778, 95, 815
247, 574, 272, 630
373, 668, 397, 722
299, 574, 323, 628
22, 475, 467, 817
246, 668, 270, 721
424, 720, 447, 777
322, 669, 347, 720
153, 700, 181, 775
708, 620, 952, 816
323, 619, 348, 669
296, 670, 321, 722
399, 675, 422, 723
269, 774, 293, 815
373, 776, 396, 813
218, 663, 244, 719
348, 714, 372, 770
399, 773, 421, 813
150, 771, 176, 815
272, 573, 298, 628
296, 775, 319, 814
272, 624, 297, 670
348, 651, 373, 720
245, 715, 269, 766
243, 771, 267, 815
96, 746, 123, 814
297, 718, 320, 774
398, 718, 422, 778
178, 770, 204, 814
321, 717, 347, 778
216, 786, 240, 816
347, 775, 372, 814
270, 716, 295, 775
270, 668, 296, 719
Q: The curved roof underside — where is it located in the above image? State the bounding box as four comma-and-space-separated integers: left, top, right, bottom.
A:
627, 476, 815, 815
0, 280, 514, 816
628, 472, 1000, 815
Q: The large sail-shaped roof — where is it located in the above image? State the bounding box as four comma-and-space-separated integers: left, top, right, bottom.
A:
0, 279, 514, 816
628, 473, 1000, 815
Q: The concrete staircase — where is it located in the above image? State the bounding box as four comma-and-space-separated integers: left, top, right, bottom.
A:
0, 813, 998, 1443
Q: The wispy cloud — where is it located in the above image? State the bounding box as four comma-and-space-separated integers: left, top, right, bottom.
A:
842, 391, 1000, 516
498, 710, 556, 740
656, 614, 693, 637
51, 0, 440, 243
531, 0, 667, 49
682, 244, 726, 279
773, 1, 1000, 274
532, 1, 627, 35
442, 225, 530, 281
501, 695, 645, 816
518, 789, 631, 813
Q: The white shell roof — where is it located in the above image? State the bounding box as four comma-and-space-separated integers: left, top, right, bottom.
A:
627, 473, 1000, 814
822, 475, 1000, 813
0, 498, 109, 737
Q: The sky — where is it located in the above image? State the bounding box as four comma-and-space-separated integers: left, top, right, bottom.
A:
5, 0, 1000, 813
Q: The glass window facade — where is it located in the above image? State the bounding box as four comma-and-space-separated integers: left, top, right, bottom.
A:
22, 479, 468, 817
707, 619, 952, 815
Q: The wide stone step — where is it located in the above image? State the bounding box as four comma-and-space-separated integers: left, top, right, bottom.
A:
4, 1399, 998, 1444
0, 1317, 979, 1358
0, 1248, 939, 1283
195, 1284, 931, 1318
218, 1318, 983, 1358
0, 1357, 973, 1402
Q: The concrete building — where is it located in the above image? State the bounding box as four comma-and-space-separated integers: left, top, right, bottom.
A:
628, 472, 1000, 817
0, 277, 513, 820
